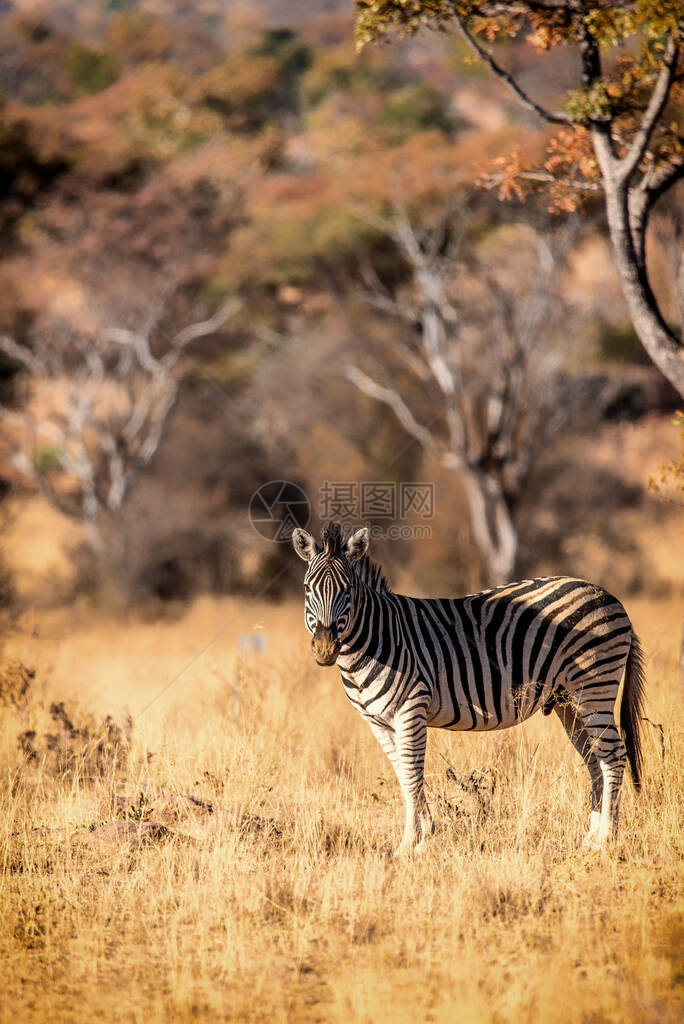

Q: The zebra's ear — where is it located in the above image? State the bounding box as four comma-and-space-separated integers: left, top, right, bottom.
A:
292, 528, 317, 562
345, 527, 369, 564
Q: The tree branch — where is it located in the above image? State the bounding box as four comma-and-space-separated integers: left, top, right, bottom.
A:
0, 334, 44, 375
384, 205, 469, 452
627, 153, 684, 274
619, 34, 679, 183
0, 297, 242, 552
644, 156, 684, 214
167, 297, 242, 357
363, 290, 422, 324
478, 168, 603, 194
0, 406, 84, 520
344, 364, 439, 456
446, 1, 574, 126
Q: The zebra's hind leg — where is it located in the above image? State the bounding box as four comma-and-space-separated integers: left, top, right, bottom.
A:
566, 688, 627, 849
582, 710, 627, 849
554, 697, 603, 848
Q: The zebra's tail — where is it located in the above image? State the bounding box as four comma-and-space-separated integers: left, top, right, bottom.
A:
620, 631, 647, 792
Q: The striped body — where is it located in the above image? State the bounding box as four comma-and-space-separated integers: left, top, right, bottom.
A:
293, 524, 646, 854
337, 576, 632, 733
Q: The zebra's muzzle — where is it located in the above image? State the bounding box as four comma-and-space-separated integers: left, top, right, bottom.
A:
312, 624, 340, 666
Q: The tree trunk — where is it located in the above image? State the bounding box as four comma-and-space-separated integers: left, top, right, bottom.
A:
592, 131, 684, 398
460, 468, 517, 587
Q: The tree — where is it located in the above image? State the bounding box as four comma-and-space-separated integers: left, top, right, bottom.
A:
0, 298, 239, 554
346, 202, 570, 585
355, 1, 684, 397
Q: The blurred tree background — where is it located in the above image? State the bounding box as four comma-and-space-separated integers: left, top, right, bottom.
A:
0, 0, 681, 613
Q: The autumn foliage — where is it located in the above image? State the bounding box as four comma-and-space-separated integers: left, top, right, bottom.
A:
0, 2, 681, 601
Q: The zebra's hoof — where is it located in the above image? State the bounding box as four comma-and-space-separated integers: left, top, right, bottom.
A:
581, 835, 606, 852
393, 841, 417, 859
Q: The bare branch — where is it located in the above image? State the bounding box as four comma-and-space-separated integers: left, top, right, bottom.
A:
394, 346, 433, 383
345, 364, 439, 456
103, 326, 159, 377
360, 203, 470, 456
479, 168, 603, 194
168, 297, 242, 358
0, 405, 85, 521
363, 291, 421, 324
0, 296, 241, 552
0, 335, 44, 375
446, 2, 574, 126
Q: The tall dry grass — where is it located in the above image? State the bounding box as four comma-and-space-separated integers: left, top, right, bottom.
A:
0, 593, 682, 1023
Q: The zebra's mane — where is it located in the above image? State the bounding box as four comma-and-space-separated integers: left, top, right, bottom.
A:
320, 522, 391, 594
353, 554, 391, 594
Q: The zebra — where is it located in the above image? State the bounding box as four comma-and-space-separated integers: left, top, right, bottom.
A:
292, 521, 646, 855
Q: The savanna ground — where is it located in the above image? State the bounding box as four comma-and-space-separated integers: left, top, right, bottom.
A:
0, 587, 682, 1024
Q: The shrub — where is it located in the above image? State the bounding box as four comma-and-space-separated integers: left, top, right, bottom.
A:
64, 44, 120, 96
380, 82, 457, 143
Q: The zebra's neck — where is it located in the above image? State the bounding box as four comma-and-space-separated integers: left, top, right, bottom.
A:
337, 581, 397, 675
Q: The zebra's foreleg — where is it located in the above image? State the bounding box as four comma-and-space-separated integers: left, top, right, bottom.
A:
369, 719, 430, 853
393, 706, 431, 856
368, 719, 399, 770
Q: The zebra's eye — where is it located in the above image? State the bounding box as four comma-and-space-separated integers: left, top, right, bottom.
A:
304, 583, 311, 593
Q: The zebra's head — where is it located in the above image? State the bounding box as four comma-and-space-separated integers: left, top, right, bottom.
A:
292, 522, 370, 666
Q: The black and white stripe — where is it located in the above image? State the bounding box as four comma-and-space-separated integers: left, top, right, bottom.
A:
293, 523, 646, 854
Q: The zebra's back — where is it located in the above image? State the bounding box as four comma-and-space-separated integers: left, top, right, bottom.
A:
396, 576, 632, 732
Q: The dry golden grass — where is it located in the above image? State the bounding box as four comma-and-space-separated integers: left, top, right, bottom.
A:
0, 592, 682, 1023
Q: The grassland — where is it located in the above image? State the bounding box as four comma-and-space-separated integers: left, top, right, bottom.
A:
0, 592, 682, 1023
